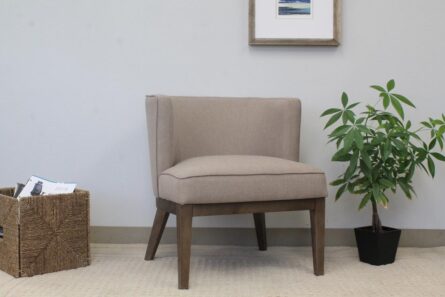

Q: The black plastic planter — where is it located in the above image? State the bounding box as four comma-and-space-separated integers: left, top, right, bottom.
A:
354, 226, 401, 265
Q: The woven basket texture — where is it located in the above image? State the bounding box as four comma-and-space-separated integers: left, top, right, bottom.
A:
0, 188, 90, 277
0, 188, 19, 277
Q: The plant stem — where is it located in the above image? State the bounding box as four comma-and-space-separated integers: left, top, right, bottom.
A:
371, 199, 383, 233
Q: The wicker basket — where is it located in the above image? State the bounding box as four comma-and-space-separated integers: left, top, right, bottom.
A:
0, 188, 90, 277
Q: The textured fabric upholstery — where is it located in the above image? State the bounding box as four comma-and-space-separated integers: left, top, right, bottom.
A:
146, 95, 327, 204
146, 96, 175, 197
159, 155, 327, 204
146, 95, 302, 197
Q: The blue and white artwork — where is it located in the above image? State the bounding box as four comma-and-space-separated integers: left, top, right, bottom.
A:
277, 0, 312, 17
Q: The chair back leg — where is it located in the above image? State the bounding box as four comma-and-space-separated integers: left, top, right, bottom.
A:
310, 198, 325, 275
145, 209, 169, 260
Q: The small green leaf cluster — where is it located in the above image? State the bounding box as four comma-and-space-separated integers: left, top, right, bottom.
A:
321, 80, 445, 210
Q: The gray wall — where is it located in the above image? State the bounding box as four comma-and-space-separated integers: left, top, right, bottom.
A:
1, 0, 444, 229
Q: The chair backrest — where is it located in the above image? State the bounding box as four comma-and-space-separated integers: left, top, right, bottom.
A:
146, 95, 302, 197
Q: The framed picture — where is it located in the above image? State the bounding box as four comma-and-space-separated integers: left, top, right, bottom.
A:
249, 0, 341, 46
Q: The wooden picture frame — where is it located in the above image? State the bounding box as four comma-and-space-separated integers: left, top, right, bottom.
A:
249, 0, 341, 46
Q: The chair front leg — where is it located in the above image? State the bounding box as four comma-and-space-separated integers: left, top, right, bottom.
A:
145, 208, 169, 260
176, 205, 193, 289
310, 198, 325, 276
253, 213, 267, 251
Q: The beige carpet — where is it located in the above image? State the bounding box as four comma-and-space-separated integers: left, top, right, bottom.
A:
0, 244, 444, 297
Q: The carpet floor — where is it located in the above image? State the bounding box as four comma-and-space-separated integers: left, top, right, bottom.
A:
0, 244, 444, 297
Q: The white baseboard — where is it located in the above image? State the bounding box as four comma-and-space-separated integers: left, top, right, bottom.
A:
91, 227, 445, 247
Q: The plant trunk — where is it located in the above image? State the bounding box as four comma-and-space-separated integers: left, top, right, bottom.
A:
371, 199, 383, 233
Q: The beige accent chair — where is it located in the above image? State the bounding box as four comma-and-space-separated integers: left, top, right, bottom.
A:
145, 95, 327, 289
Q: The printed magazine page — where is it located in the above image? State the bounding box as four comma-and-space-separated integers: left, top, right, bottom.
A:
18, 176, 76, 199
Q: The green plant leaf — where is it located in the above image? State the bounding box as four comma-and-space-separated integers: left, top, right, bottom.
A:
341, 92, 349, 108
335, 137, 342, 148
357, 125, 371, 134
438, 137, 444, 150
329, 125, 352, 138
432, 119, 444, 126
427, 156, 436, 177
406, 121, 412, 130
324, 112, 342, 129
321, 108, 342, 117
372, 184, 380, 201
438, 126, 445, 136
344, 150, 359, 180
332, 149, 351, 162
382, 93, 390, 109
361, 164, 372, 183
398, 180, 412, 199
334, 154, 352, 162
407, 183, 417, 197
387, 79, 395, 91
345, 110, 356, 123
380, 193, 389, 208
371, 133, 384, 145
410, 132, 421, 141
392, 139, 405, 151
390, 96, 404, 119
371, 85, 386, 92
341, 112, 348, 125
421, 121, 432, 128
379, 178, 394, 188
383, 140, 392, 160
335, 184, 347, 201
328, 136, 339, 144
354, 188, 368, 195
330, 179, 345, 186
353, 129, 364, 150
343, 132, 355, 152
418, 162, 429, 175
416, 147, 428, 163
407, 163, 416, 180
361, 150, 372, 169
392, 93, 415, 108
347, 181, 356, 193
367, 105, 376, 113
358, 193, 372, 210
347, 102, 360, 110
431, 152, 445, 162
429, 139, 437, 151
429, 117, 434, 124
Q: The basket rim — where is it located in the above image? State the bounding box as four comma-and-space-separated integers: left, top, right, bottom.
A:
0, 187, 89, 200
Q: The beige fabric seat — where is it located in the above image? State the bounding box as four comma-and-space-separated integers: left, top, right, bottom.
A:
159, 155, 327, 205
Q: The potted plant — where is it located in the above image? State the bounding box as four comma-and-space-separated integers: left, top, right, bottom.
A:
321, 80, 445, 265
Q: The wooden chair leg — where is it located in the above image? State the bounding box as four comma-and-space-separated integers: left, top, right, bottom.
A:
253, 213, 267, 251
145, 208, 170, 260
176, 205, 193, 289
310, 198, 325, 276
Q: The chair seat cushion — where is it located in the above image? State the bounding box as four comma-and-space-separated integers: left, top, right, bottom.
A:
158, 155, 327, 205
